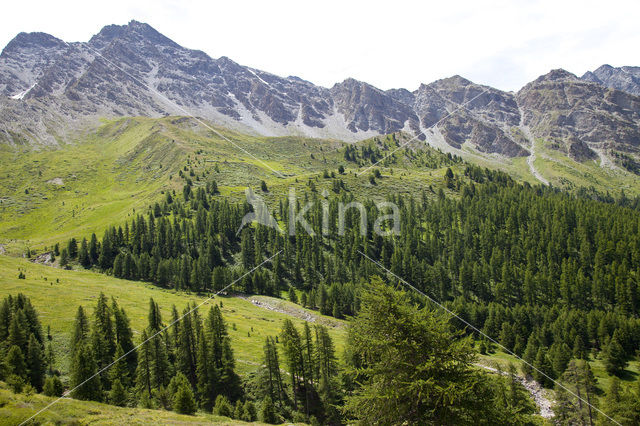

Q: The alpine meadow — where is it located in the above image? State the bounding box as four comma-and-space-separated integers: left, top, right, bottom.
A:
2, 7, 640, 426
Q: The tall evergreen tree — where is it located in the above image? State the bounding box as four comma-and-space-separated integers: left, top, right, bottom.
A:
91, 293, 116, 388
135, 330, 152, 397
26, 333, 45, 391
71, 343, 102, 402
70, 306, 90, 359
344, 278, 497, 424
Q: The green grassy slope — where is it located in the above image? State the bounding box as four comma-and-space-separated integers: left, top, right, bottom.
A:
0, 382, 258, 426
0, 117, 466, 255
0, 255, 346, 379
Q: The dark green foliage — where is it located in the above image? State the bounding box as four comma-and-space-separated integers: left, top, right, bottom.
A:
6, 345, 27, 379
46, 149, 640, 420
67, 238, 78, 259
109, 379, 128, 407
70, 343, 102, 402
109, 343, 130, 388
233, 399, 243, 419
174, 380, 197, 415
0, 294, 46, 391
91, 293, 116, 388
553, 360, 598, 425
604, 335, 628, 376
242, 400, 257, 421
532, 347, 555, 388
79, 238, 90, 268
26, 334, 45, 391
213, 394, 232, 417
343, 278, 497, 424
112, 299, 137, 379
601, 378, 640, 425
288, 287, 298, 304
260, 395, 278, 424
59, 248, 69, 267
135, 330, 152, 397
43, 376, 64, 397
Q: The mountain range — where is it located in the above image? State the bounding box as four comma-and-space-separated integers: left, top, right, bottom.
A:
1, 20, 640, 175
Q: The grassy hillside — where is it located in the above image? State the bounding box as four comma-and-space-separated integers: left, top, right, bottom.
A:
0, 382, 261, 426
0, 255, 346, 380
0, 117, 466, 255
479, 349, 640, 409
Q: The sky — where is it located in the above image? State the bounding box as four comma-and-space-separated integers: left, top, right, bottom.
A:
1, 0, 639, 92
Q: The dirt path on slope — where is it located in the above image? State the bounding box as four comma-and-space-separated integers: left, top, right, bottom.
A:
237, 295, 345, 329
477, 363, 554, 419
518, 106, 549, 186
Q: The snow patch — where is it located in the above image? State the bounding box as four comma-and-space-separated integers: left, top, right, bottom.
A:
10, 83, 36, 100
247, 68, 270, 86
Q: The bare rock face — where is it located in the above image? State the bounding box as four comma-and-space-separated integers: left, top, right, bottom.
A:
414, 76, 527, 156
1, 20, 640, 163
518, 69, 640, 159
582, 64, 640, 97
330, 78, 418, 134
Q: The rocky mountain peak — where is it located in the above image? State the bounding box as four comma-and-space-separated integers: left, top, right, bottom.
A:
581, 64, 640, 96
89, 20, 179, 50
1, 32, 65, 55
534, 68, 579, 83
1, 20, 640, 166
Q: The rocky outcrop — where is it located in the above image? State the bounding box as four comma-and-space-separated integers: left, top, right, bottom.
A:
582, 64, 640, 97
1, 21, 640, 163
518, 69, 640, 159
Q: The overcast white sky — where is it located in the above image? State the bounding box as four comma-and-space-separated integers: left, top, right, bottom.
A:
1, 0, 639, 92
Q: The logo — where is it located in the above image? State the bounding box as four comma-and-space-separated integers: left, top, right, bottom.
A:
236, 187, 282, 235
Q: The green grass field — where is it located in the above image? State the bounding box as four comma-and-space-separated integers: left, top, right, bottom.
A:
0, 255, 346, 379
0, 382, 261, 426
0, 117, 466, 257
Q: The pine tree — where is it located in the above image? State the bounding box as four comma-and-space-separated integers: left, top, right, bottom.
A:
109, 379, 128, 407
260, 395, 278, 424
109, 343, 130, 388
242, 400, 257, 421
343, 278, 496, 424
70, 306, 90, 359
176, 306, 197, 387
263, 336, 285, 408
604, 335, 628, 376
89, 233, 99, 264
135, 330, 152, 397
289, 287, 298, 304
43, 376, 64, 397
145, 299, 171, 389
91, 293, 116, 388
521, 336, 538, 377
533, 347, 555, 388
26, 334, 45, 391
174, 381, 197, 415
112, 300, 137, 379
233, 399, 244, 419
7, 314, 26, 350
196, 328, 218, 411
213, 394, 232, 417
70, 343, 102, 402
6, 345, 27, 379
45, 342, 55, 375
280, 319, 304, 412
